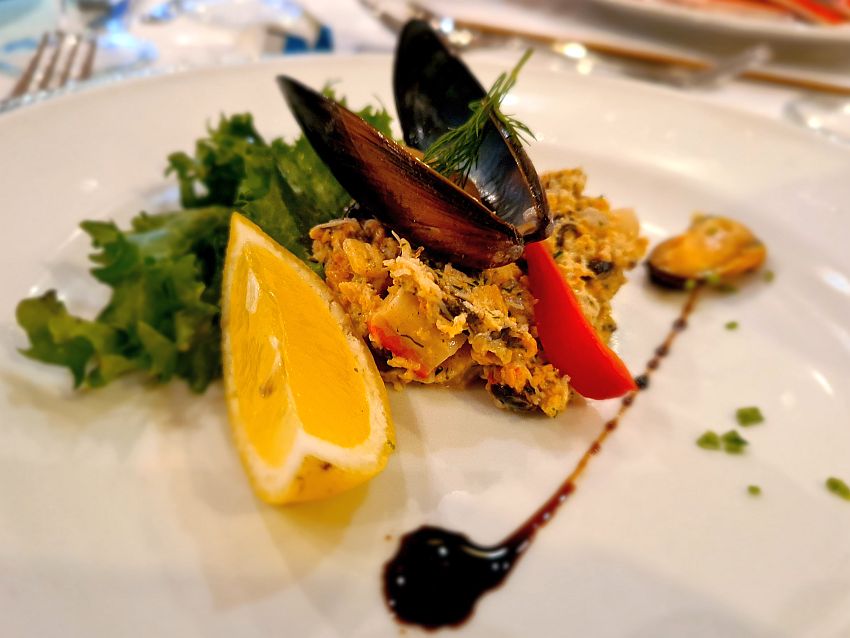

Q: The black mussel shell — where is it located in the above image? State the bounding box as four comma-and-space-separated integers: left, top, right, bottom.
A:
393, 20, 551, 242
278, 76, 523, 270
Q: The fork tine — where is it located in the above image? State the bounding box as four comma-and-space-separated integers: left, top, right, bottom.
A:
79, 35, 97, 82
38, 31, 67, 92
58, 34, 82, 88
8, 32, 50, 99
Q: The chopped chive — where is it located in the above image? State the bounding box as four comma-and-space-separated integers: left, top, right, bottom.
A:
736, 406, 764, 427
705, 272, 722, 286
747, 485, 762, 496
725, 321, 739, 330
696, 430, 721, 450
763, 270, 775, 283
684, 279, 697, 291
717, 283, 738, 294
826, 477, 850, 501
721, 430, 748, 454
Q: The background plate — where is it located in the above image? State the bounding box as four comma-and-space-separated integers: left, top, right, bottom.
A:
592, 0, 850, 44
1, 55, 849, 637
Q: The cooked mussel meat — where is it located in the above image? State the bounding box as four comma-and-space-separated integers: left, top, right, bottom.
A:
648, 214, 767, 288
393, 20, 552, 242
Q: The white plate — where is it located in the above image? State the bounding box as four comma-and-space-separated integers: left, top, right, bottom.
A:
593, 0, 850, 44
1, 56, 849, 637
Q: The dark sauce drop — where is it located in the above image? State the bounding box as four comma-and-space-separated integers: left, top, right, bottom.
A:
384, 479, 577, 629
383, 287, 702, 629
383, 527, 523, 628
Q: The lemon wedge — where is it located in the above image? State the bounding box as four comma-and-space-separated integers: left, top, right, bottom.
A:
221, 213, 394, 504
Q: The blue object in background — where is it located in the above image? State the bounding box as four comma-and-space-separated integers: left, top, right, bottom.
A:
281, 23, 332, 54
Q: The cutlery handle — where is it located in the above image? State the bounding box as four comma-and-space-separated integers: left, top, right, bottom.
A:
452, 17, 850, 96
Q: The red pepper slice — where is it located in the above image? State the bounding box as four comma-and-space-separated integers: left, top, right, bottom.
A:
367, 322, 430, 379
524, 242, 636, 400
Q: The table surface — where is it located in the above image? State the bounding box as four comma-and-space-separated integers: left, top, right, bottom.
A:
0, 0, 847, 128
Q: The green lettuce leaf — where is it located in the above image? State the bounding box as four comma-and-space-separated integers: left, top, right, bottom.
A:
17, 100, 393, 392
17, 206, 230, 390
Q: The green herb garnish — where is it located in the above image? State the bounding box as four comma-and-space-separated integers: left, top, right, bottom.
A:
763, 270, 775, 282
16, 100, 393, 392
697, 429, 748, 454
697, 431, 721, 450
747, 485, 762, 496
697, 429, 749, 454
725, 321, 739, 330
705, 272, 722, 286
424, 49, 535, 185
826, 477, 850, 501
736, 406, 764, 426
721, 430, 749, 454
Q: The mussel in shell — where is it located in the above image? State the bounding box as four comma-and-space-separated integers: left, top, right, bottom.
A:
394, 20, 552, 242
647, 214, 767, 288
278, 76, 523, 269
276, 19, 550, 269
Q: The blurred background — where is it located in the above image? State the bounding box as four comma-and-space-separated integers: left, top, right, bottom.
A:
2, 0, 850, 134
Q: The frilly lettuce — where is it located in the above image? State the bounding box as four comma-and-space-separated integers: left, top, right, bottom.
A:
17, 101, 393, 392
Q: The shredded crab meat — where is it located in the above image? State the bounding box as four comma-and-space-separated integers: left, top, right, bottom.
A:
309, 169, 647, 417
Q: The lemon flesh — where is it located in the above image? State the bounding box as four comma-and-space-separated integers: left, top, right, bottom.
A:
221, 214, 394, 504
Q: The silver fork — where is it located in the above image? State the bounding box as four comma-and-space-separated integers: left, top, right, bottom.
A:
6, 30, 97, 102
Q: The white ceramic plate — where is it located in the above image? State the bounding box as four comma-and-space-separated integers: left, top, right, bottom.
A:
592, 0, 850, 44
1, 56, 849, 637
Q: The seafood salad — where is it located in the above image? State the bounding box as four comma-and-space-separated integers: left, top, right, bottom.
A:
310, 169, 646, 416
15, 20, 646, 418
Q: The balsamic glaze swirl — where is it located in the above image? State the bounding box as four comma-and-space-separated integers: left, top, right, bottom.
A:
383, 288, 702, 628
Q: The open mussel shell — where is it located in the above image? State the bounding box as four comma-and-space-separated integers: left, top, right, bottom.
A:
393, 20, 552, 243
277, 76, 523, 270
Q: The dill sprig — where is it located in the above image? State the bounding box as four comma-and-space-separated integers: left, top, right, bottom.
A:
424, 49, 535, 185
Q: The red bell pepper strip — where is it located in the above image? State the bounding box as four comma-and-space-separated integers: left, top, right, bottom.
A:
524, 242, 636, 400
367, 322, 429, 379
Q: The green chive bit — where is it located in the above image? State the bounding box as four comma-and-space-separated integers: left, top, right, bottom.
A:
725, 321, 739, 330
763, 270, 775, 283
684, 279, 697, 291
826, 477, 850, 501
696, 430, 721, 450
736, 406, 764, 426
721, 430, 748, 454
747, 485, 762, 496
704, 272, 722, 286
